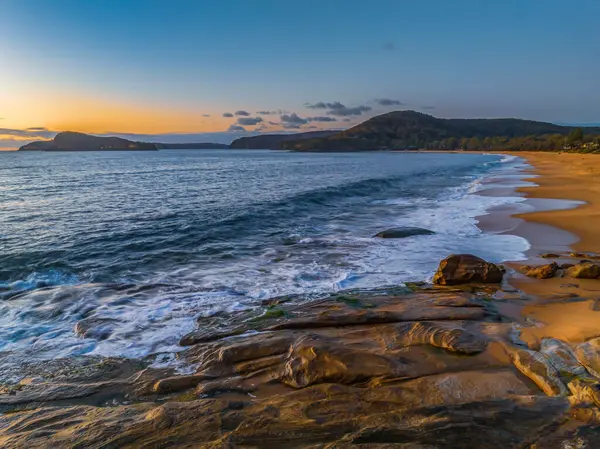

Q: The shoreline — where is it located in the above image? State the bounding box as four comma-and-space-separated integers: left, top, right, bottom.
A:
3, 151, 600, 446
478, 151, 600, 257
478, 151, 600, 348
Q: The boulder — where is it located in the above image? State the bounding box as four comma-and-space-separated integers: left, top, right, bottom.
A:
373, 227, 434, 239
526, 262, 559, 279
432, 254, 504, 285
567, 263, 600, 279
540, 253, 561, 259
74, 318, 119, 340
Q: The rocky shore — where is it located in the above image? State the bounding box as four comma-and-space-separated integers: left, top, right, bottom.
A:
2, 252, 600, 448
2, 152, 600, 447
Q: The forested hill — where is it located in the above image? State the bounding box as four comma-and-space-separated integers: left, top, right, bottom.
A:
280, 111, 600, 152
229, 131, 336, 149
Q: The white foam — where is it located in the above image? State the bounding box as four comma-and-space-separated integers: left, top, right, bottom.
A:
0, 154, 533, 364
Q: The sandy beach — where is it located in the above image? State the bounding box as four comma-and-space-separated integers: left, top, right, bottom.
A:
515, 152, 600, 254
481, 152, 600, 348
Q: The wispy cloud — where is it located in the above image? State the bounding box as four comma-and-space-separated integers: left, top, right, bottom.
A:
202, 114, 211, 117
223, 112, 234, 117
235, 110, 250, 116
228, 124, 247, 132
375, 98, 403, 106
306, 101, 371, 117
237, 117, 263, 126
256, 110, 276, 115
281, 113, 308, 126
307, 116, 337, 122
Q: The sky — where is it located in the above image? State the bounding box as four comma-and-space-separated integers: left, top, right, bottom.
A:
1, 0, 599, 147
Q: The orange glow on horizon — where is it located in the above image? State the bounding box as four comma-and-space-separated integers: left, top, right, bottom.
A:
0, 81, 232, 134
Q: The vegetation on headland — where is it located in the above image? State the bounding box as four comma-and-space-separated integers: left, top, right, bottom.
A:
18, 111, 600, 153
19, 132, 228, 151
279, 111, 600, 153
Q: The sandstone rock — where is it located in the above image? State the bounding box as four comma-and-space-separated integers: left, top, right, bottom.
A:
280, 334, 405, 388
525, 262, 559, 279
541, 253, 561, 259
152, 374, 209, 394
373, 227, 435, 239
560, 263, 575, 270
540, 338, 589, 380
567, 378, 600, 406
511, 348, 568, 396
391, 321, 488, 355
433, 254, 504, 285
74, 318, 119, 340
575, 338, 600, 378
567, 263, 600, 279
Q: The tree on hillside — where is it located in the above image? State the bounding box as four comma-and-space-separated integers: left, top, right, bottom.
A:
567, 127, 584, 145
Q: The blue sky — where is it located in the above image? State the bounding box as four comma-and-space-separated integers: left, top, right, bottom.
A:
1, 0, 599, 146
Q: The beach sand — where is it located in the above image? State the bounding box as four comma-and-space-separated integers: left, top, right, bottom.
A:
482, 152, 600, 349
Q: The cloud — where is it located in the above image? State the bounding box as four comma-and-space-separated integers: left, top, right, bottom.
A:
223, 112, 234, 117
256, 110, 276, 115
203, 114, 211, 117
375, 98, 403, 106
268, 121, 279, 126
228, 125, 247, 132
307, 116, 336, 122
0, 126, 57, 148
382, 41, 396, 51
306, 101, 343, 110
328, 105, 371, 116
280, 113, 308, 126
0, 127, 55, 139
235, 110, 250, 116
237, 117, 263, 126
422, 106, 436, 110
342, 118, 352, 122
306, 101, 371, 117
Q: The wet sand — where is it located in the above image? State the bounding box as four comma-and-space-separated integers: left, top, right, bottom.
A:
479, 152, 600, 349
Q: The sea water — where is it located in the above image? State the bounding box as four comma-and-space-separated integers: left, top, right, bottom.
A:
0, 150, 529, 362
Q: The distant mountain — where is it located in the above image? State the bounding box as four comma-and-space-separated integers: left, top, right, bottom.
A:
229, 131, 337, 149
281, 111, 600, 151
20, 132, 158, 151
19, 132, 231, 151
155, 143, 229, 149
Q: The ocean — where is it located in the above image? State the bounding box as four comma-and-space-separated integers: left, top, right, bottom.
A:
0, 150, 529, 363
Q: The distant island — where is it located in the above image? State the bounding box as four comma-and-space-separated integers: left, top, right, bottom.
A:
19, 131, 228, 151
19, 112, 600, 153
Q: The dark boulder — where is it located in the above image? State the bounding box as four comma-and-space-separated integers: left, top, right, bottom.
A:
374, 227, 435, 239
526, 262, 559, 279
567, 263, 600, 279
433, 254, 504, 285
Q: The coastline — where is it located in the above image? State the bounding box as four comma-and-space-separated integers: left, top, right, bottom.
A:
477, 151, 600, 348
3, 150, 600, 446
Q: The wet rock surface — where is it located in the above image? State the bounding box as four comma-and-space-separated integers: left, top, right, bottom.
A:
433, 254, 504, 285
526, 262, 559, 279
2, 282, 600, 447
373, 227, 435, 238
